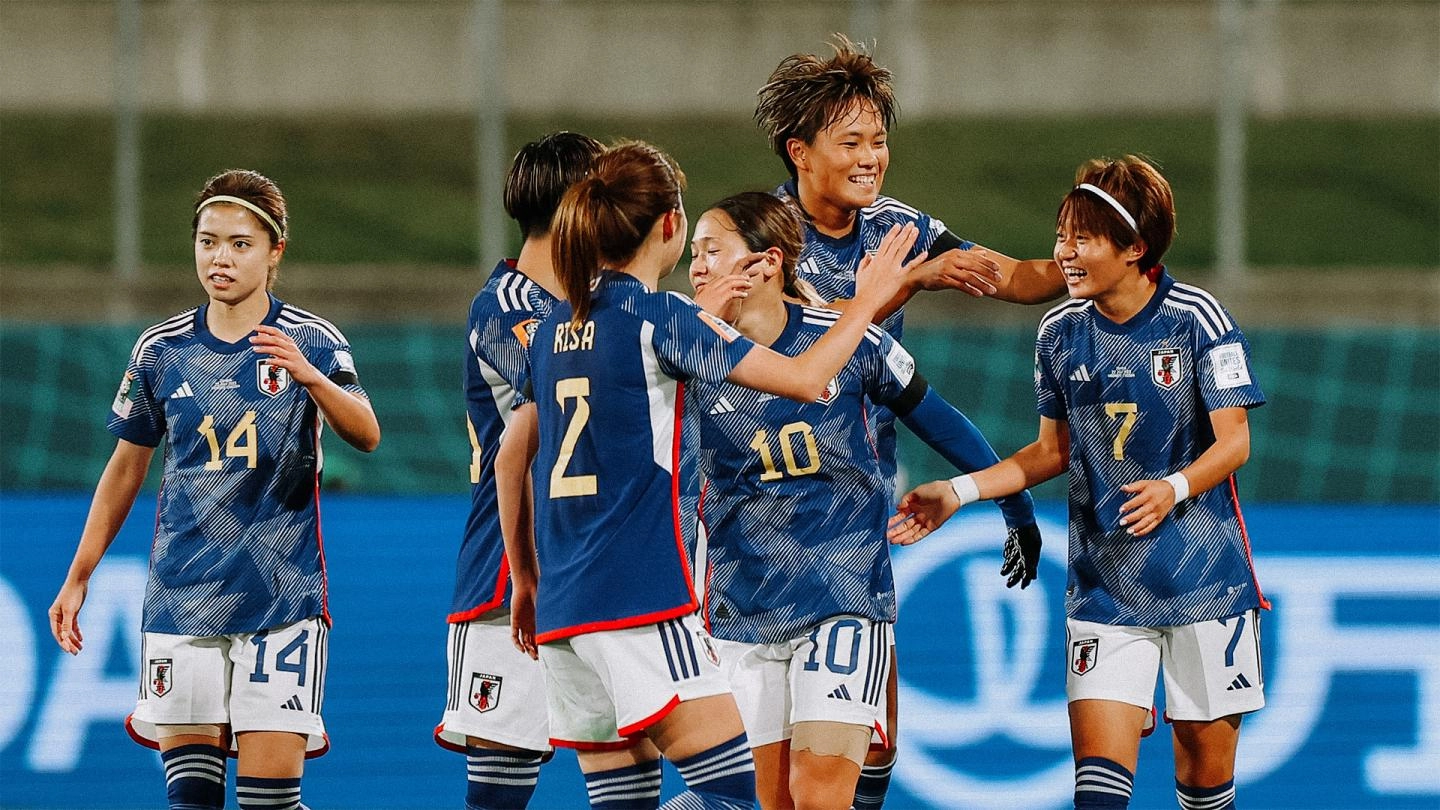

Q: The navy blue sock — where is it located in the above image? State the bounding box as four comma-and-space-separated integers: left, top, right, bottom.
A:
583, 759, 662, 809
235, 775, 302, 810
161, 743, 227, 810
1176, 778, 1235, 810
1074, 756, 1133, 809
659, 732, 755, 810
852, 755, 894, 809
465, 746, 545, 810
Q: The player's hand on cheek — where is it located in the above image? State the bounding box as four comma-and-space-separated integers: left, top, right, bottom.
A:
250, 325, 323, 386
693, 273, 753, 321
1118, 478, 1176, 537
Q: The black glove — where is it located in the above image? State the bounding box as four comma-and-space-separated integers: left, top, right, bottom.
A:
1001, 522, 1043, 589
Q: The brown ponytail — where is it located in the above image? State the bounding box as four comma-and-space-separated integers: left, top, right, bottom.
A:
551, 141, 685, 324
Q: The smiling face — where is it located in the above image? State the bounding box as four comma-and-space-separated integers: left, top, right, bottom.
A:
194, 203, 283, 306
792, 98, 889, 223
1053, 218, 1147, 310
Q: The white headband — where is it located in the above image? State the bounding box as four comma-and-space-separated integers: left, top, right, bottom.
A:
1075, 183, 1138, 233
196, 195, 286, 241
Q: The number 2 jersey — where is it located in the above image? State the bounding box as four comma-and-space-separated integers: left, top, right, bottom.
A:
1035, 271, 1267, 626
449, 260, 556, 622
525, 272, 755, 644
107, 296, 366, 636
691, 303, 926, 645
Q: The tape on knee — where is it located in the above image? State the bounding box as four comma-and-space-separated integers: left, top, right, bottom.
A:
791, 720, 871, 766
156, 723, 225, 739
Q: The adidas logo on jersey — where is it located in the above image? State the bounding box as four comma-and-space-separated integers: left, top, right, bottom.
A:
1069, 365, 1092, 382
280, 695, 304, 710
756, 393, 778, 403
170, 382, 194, 399
1226, 673, 1254, 691
827, 685, 853, 701
709, 397, 736, 415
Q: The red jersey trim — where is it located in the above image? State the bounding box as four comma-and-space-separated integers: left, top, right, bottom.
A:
433, 723, 467, 754
446, 556, 511, 624
535, 601, 699, 645
1228, 475, 1271, 610
550, 736, 645, 751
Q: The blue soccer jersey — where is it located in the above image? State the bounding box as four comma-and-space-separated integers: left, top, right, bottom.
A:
775, 180, 970, 490
1034, 271, 1267, 626
527, 272, 755, 643
107, 296, 367, 636
449, 260, 557, 622
692, 304, 926, 644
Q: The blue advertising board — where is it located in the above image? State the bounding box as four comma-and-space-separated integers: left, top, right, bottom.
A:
2, 495, 1436, 808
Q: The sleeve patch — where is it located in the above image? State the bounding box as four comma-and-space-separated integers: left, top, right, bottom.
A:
697, 310, 742, 344
885, 341, 916, 386
1209, 342, 1252, 389
112, 371, 135, 418
333, 349, 356, 374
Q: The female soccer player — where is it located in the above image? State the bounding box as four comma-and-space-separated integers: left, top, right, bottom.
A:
435, 131, 605, 810
686, 191, 1040, 810
48, 169, 380, 810
888, 156, 1268, 810
756, 37, 1063, 803
494, 141, 920, 810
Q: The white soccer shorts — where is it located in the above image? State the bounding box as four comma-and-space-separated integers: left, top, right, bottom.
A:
713, 616, 892, 748
540, 614, 732, 748
436, 611, 552, 753
130, 617, 329, 756
1065, 609, 1265, 722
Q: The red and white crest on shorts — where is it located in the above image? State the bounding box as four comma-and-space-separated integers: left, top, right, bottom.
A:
469, 672, 502, 714
149, 658, 174, 698
1151, 348, 1182, 390
257, 360, 291, 397
1070, 638, 1099, 676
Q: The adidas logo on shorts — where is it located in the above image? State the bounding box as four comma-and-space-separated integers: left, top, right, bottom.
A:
280, 694, 304, 710
1226, 673, 1254, 691
827, 685, 852, 701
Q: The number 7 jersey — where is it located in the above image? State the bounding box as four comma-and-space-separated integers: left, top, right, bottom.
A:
1035, 271, 1267, 626
107, 296, 367, 636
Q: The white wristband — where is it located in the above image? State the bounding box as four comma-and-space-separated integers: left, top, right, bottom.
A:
1163, 472, 1190, 502
948, 474, 981, 507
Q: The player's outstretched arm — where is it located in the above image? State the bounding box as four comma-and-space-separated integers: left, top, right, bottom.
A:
250, 325, 381, 452
728, 223, 920, 402
985, 252, 1067, 305
495, 402, 541, 659
49, 439, 154, 655
1119, 406, 1252, 537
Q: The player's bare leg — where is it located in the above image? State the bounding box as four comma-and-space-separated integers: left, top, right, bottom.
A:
647, 694, 755, 808
752, 739, 795, 810
790, 720, 868, 810
1171, 715, 1242, 809
1069, 699, 1148, 808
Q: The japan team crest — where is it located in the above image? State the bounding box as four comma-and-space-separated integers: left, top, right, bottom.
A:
469, 672, 502, 713
1151, 348, 1182, 390
814, 377, 841, 406
149, 658, 174, 698
1070, 639, 1099, 676
257, 360, 291, 397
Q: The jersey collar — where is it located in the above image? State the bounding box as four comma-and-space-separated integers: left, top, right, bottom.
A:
195, 293, 284, 353
1092, 268, 1174, 335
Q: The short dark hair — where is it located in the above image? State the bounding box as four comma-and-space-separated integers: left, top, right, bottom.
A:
754, 34, 897, 177
504, 131, 606, 239
1058, 155, 1177, 275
